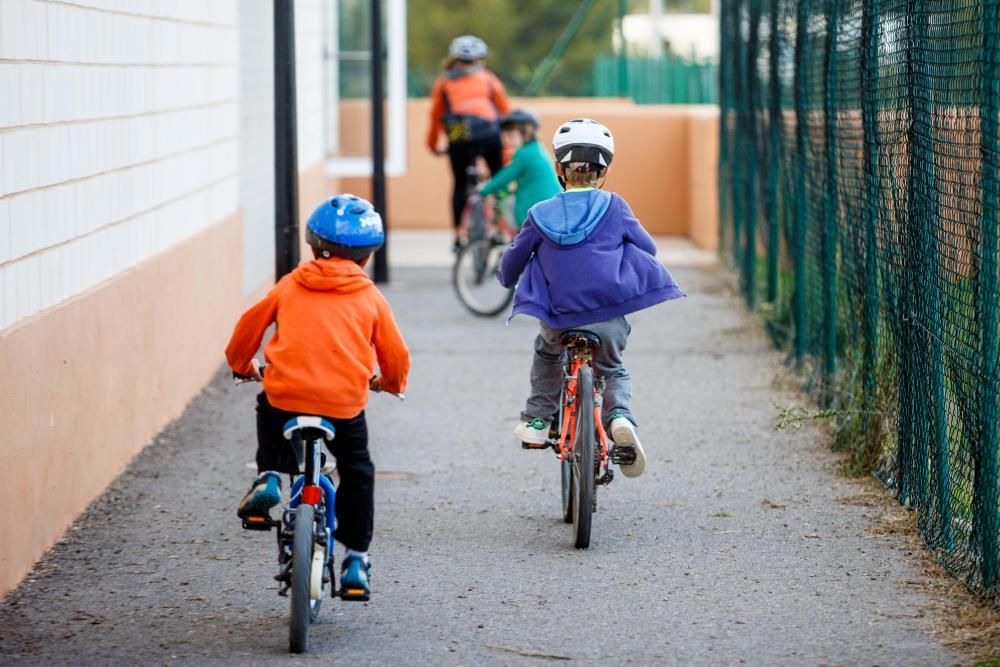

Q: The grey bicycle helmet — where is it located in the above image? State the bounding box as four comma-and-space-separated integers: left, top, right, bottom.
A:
449, 35, 488, 61
500, 109, 540, 130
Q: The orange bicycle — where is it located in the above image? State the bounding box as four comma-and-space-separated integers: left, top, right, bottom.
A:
525, 331, 635, 548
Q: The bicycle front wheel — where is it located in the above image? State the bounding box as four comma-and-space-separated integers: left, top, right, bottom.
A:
571, 365, 595, 549
452, 238, 514, 317
289, 503, 320, 653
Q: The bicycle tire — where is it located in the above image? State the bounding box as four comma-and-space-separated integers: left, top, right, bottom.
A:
452, 238, 514, 317
572, 365, 595, 549
289, 503, 317, 653
561, 458, 574, 523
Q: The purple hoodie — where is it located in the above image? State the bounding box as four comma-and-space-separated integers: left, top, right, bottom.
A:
498, 189, 684, 329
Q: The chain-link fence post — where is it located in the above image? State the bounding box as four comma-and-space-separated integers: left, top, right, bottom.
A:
792, 2, 809, 362
975, 0, 1000, 591
821, 1, 840, 395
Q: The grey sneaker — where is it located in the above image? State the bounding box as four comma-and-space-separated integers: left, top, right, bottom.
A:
610, 416, 646, 477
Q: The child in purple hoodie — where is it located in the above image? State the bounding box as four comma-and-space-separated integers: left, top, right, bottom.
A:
497, 118, 684, 477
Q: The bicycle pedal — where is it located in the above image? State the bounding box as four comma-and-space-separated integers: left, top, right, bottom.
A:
339, 588, 370, 602
521, 441, 549, 450
609, 445, 637, 466
241, 514, 278, 531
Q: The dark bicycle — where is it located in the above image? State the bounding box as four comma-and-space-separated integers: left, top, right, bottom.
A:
452, 152, 516, 317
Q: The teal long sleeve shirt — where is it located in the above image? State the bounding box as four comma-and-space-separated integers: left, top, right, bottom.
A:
479, 139, 563, 227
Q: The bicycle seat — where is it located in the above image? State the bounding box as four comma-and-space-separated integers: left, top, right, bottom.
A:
561, 330, 602, 349
282, 416, 336, 442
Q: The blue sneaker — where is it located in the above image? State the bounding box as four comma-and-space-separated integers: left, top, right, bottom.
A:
339, 555, 371, 601
237, 471, 281, 518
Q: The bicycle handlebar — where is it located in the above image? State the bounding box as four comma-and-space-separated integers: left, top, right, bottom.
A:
233, 365, 405, 401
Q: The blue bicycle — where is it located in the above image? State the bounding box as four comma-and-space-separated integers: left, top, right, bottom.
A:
234, 368, 402, 653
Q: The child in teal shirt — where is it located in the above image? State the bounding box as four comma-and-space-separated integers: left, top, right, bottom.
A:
478, 109, 562, 227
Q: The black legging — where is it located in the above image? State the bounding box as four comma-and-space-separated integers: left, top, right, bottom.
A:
255, 392, 374, 552
448, 134, 503, 229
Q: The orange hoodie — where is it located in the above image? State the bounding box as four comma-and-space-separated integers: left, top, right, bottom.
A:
225, 258, 410, 419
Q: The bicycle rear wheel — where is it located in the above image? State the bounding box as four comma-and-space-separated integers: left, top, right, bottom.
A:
452, 238, 514, 317
289, 503, 320, 653
571, 365, 595, 548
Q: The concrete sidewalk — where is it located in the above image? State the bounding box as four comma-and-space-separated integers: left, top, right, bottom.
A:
0, 257, 961, 665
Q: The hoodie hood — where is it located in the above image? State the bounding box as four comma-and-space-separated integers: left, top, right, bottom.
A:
292, 258, 373, 293
528, 190, 613, 246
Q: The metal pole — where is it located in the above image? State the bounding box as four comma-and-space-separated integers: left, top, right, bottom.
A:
274, 0, 300, 279
371, 0, 388, 283
649, 0, 663, 58
976, 0, 1000, 591
618, 0, 628, 97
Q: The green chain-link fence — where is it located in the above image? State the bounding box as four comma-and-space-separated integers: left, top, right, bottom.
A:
720, 0, 1000, 598
593, 54, 718, 104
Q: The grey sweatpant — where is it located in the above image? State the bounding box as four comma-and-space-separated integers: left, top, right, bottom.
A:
522, 316, 635, 430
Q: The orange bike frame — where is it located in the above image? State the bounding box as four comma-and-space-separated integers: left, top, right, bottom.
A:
557, 353, 610, 465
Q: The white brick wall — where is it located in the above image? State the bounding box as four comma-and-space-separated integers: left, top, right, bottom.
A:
294, 0, 326, 168
239, 0, 275, 295
237, 0, 331, 296
0, 0, 240, 331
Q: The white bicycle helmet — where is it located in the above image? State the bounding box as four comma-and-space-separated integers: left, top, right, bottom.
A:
552, 118, 615, 168
449, 35, 488, 61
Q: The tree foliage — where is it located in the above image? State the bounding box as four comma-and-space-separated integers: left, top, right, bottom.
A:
407, 0, 617, 97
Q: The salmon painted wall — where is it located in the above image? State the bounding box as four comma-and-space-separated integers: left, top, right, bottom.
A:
339, 99, 719, 249
0, 213, 244, 595
0, 162, 336, 596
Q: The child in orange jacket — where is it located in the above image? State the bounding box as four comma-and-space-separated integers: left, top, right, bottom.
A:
225, 194, 410, 599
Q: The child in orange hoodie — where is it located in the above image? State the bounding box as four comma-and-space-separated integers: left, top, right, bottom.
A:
225, 194, 410, 599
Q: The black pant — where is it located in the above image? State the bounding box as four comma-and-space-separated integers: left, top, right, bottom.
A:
256, 392, 374, 552
448, 134, 503, 229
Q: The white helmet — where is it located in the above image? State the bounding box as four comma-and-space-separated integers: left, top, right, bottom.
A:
449, 35, 488, 61
552, 118, 615, 168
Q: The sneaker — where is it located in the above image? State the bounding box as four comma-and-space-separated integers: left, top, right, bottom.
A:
514, 417, 550, 445
237, 471, 282, 518
339, 555, 371, 601
610, 416, 646, 478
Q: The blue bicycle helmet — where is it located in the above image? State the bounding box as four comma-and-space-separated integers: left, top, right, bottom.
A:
306, 194, 384, 261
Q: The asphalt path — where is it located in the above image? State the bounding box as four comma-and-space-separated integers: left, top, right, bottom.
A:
0, 263, 962, 665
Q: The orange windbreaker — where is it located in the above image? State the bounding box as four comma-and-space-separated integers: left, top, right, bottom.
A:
426, 68, 511, 151
225, 258, 410, 419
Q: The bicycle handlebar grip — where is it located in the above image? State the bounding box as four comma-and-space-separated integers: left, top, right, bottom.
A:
232, 371, 254, 384
232, 364, 266, 384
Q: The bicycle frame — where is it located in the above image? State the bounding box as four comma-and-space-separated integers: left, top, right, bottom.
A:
556, 344, 611, 472
288, 432, 336, 534
458, 194, 515, 245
